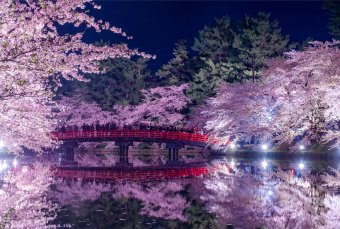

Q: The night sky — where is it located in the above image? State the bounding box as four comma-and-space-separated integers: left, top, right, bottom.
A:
86, 1, 331, 69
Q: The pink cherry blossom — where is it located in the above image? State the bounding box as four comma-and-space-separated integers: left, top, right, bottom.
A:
0, 163, 57, 228
199, 41, 340, 149
0, 0, 151, 153
57, 84, 190, 128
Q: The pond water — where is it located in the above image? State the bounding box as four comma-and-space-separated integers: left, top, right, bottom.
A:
1, 147, 339, 228
48, 148, 340, 229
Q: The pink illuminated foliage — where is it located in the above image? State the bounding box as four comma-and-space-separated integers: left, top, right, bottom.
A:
57, 96, 113, 127
53, 180, 188, 221
0, 0, 151, 153
195, 167, 340, 228
57, 84, 190, 128
200, 41, 340, 149
53, 180, 112, 209
0, 163, 57, 228
113, 182, 189, 221
112, 84, 190, 126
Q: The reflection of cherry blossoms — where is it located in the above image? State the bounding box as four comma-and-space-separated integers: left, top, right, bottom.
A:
0, 163, 57, 228
193, 168, 340, 228
53, 180, 189, 221
53, 180, 112, 209
113, 182, 189, 221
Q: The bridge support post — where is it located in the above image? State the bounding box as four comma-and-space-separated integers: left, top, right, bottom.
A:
166, 143, 183, 164
60, 141, 78, 166
116, 142, 133, 166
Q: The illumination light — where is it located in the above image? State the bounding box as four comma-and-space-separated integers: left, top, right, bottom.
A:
268, 190, 273, 196
298, 162, 305, 170
299, 145, 305, 150
0, 141, 4, 148
261, 144, 268, 151
230, 143, 236, 149
261, 160, 268, 169
2, 160, 7, 169
13, 158, 18, 167
230, 159, 235, 168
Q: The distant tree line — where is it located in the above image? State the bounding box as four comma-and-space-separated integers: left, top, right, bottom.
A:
59, 12, 292, 109
60, 8, 338, 114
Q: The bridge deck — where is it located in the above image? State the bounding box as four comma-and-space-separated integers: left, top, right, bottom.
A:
53, 129, 223, 146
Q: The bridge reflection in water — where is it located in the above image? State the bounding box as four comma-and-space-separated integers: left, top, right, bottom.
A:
52, 129, 224, 181
54, 163, 210, 181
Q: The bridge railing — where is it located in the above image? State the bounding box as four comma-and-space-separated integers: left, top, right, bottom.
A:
52, 129, 222, 144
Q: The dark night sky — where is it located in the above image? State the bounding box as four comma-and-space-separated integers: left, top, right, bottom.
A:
86, 1, 331, 69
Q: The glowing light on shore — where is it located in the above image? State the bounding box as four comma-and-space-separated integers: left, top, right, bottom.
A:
261, 144, 268, 151
0, 141, 4, 148
230, 159, 235, 168
298, 162, 305, 170
0, 160, 5, 171
299, 145, 305, 150
230, 143, 236, 149
3, 160, 7, 169
13, 158, 18, 167
261, 160, 268, 169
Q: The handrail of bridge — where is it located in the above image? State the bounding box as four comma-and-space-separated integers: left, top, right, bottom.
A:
52, 129, 227, 145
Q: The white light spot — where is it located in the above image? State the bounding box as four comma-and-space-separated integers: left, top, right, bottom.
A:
0, 141, 4, 148
2, 161, 7, 169
230, 143, 236, 149
262, 160, 268, 169
299, 145, 305, 150
13, 159, 18, 167
261, 144, 268, 151
299, 162, 305, 170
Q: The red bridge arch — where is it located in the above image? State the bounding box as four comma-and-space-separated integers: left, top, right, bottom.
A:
52, 129, 227, 146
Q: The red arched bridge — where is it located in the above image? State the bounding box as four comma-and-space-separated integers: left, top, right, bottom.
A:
52, 129, 221, 146
52, 129, 229, 165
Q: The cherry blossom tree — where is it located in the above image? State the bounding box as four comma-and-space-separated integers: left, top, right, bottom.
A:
56, 96, 114, 127
322, 194, 340, 229
0, 163, 57, 228
200, 41, 340, 149
0, 0, 151, 153
263, 40, 340, 148
201, 82, 273, 144
112, 84, 190, 126
57, 84, 190, 128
